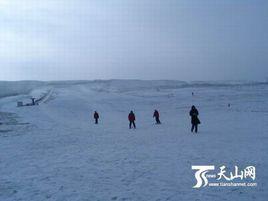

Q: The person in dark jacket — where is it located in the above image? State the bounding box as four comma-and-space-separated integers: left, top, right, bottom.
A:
189, 105, 200, 133
153, 110, 161, 124
128, 111, 136, 129
94, 111, 99, 124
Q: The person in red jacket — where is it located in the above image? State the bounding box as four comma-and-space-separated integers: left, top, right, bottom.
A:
94, 111, 99, 124
153, 110, 161, 124
128, 111, 136, 129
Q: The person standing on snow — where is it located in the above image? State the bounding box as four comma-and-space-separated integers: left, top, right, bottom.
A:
189, 105, 200, 133
128, 111, 136, 129
94, 111, 99, 124
153, 110, 161, 124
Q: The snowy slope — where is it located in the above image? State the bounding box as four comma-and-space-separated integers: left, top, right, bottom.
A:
0, 80, 267, 201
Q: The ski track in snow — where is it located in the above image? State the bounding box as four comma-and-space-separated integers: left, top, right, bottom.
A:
0, 81, 267, 201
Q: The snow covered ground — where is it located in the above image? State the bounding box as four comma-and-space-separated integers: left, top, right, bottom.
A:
0, 80, 267, 201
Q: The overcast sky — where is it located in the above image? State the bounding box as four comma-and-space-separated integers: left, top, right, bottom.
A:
0, 0, 267, 81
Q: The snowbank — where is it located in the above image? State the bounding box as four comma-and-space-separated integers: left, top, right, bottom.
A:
0, 80, 267, 201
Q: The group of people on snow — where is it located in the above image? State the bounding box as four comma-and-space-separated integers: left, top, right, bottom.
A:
93, 106, 200, 133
